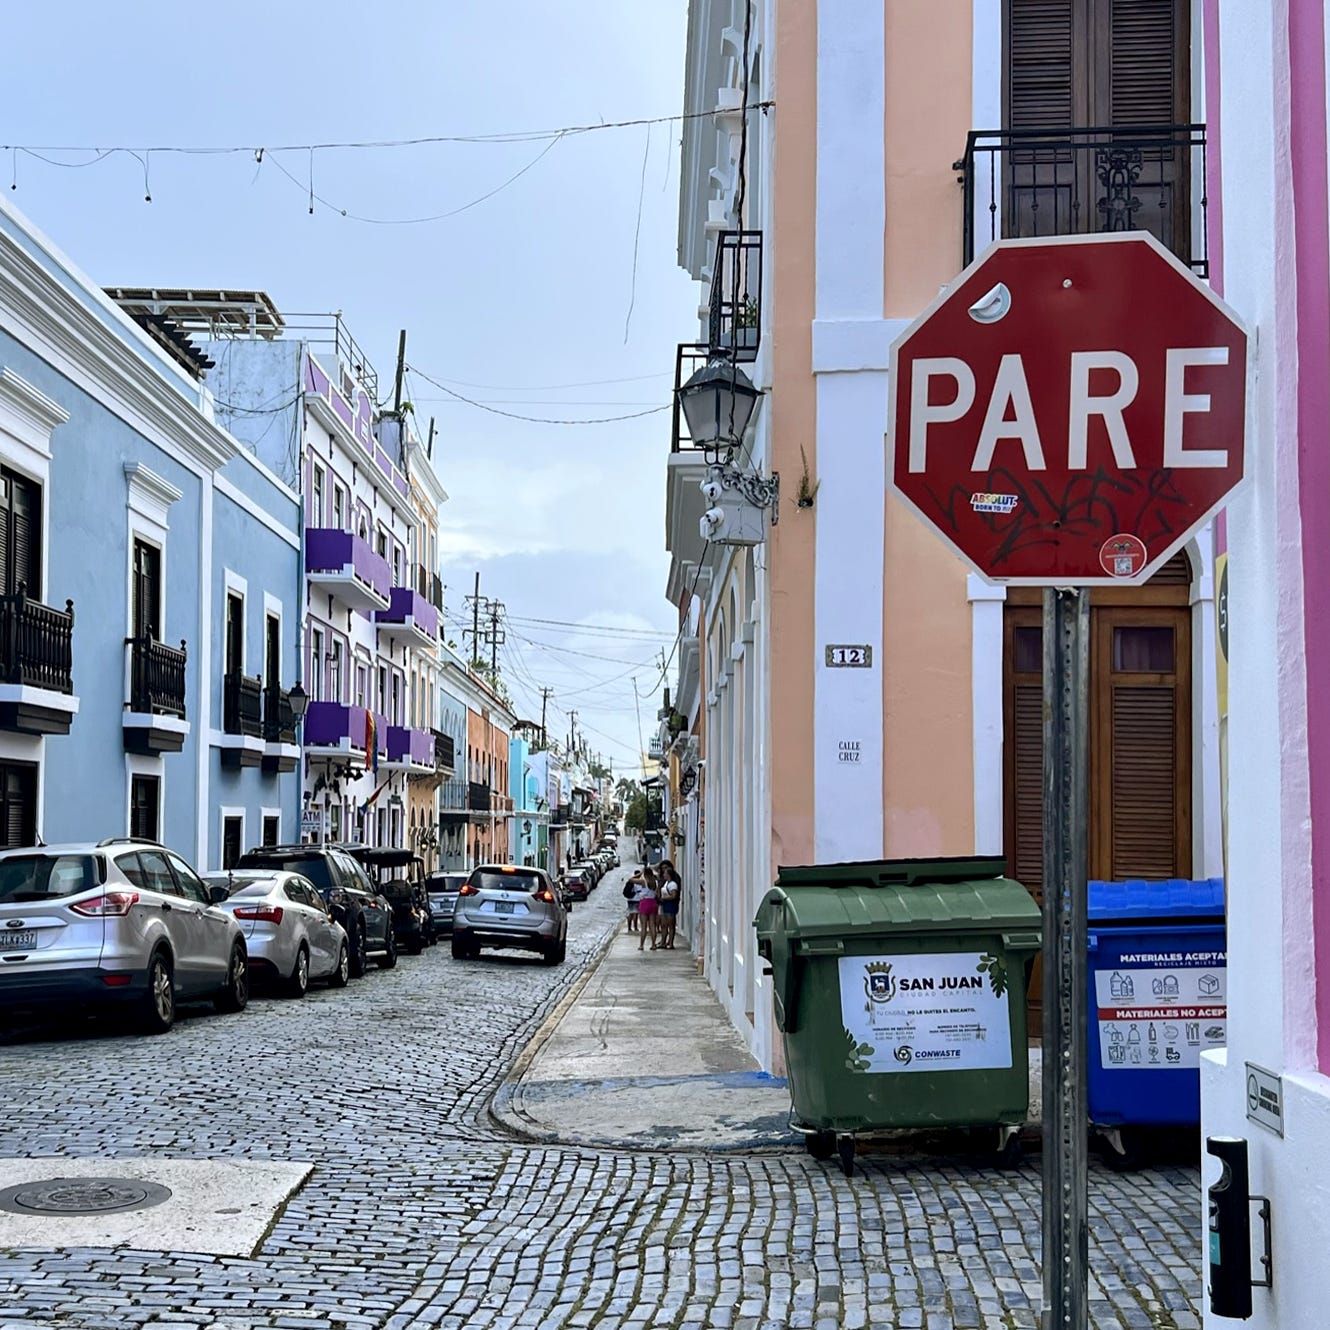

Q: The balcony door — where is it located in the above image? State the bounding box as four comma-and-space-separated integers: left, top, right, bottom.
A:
265, 614, 280, 688
1004, 0, 1191, 254
0, 467, 41, 599
225, 593, 244, 677
132, 539, 161, 641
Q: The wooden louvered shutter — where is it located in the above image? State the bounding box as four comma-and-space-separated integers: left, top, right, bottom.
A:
0, 762, 36, 849
1007, 0, 1083, 128
1003, 610, 1045, 900
1099, 0, 1184, 125
1092, 608, 1192, 881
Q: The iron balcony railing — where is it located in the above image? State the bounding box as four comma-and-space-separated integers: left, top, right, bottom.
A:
433, 729, 456, 770
670, 342, 713, 454
263, 684, 297, 744
958, 123, 1208, 276
223, 671, 263, 738
0, 586, 74, 693
468, 781, 491, 813
438, 778, 469, 812
707, 229, 762, 364
431, 572, 443, 611
128, 635, 187, 718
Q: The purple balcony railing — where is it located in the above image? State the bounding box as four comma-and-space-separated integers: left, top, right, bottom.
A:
375, 586, 440, 640
305, 529, 391, 603
304, 353, 410, 499
303, 702, 388, 755
387, 724, 434, 767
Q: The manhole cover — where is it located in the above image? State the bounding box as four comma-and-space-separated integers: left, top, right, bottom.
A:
0, 1177, 173, 1217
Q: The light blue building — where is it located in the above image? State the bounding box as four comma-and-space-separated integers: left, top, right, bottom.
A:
0, 201, 302, 865
436, 660, 470, 871
509, 733, 546, 868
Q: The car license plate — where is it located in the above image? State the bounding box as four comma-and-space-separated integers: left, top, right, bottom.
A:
0, 931, 37, 950
494, 902, 515, 915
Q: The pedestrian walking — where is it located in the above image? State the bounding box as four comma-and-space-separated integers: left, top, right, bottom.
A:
623, 869, 643, 933
657, 860, 682, 950
636, 867, 660, 951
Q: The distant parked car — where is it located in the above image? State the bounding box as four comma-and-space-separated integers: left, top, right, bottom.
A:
203, 871, 350, 996
425, 872, 467, 936
0, 839, 249, 1033
560, 868, 591, 902
451, 864, 568, 964
572, 860, 601, 888
236, 844, 395, 976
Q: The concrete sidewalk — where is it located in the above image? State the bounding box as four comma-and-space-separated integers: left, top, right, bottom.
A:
492, 924, 799, 1151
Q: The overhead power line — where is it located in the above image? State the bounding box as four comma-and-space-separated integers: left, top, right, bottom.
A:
408, 365, 668, 425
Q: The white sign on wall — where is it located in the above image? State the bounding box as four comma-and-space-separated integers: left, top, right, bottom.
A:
838, 951, 1013, 1074
300, 810, 325, 839
1093, 946, 1227, 1071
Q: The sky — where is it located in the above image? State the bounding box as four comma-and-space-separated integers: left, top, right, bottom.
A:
0, 0, 697, 775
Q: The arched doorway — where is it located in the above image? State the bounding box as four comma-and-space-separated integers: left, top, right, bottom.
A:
1003, 550, 1194, 897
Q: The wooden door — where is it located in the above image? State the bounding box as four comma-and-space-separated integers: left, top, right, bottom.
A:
0, 467, 41, 599
132, 540, 161, 641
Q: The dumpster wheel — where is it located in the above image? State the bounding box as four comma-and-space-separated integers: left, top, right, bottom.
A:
836, 1134, 855, 1177
994, 1126, 1024, 1170
804, 1131, 836, 1161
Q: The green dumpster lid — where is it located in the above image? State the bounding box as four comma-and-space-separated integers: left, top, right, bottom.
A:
776, 855, 1008, 888
758, 857, 1039, 939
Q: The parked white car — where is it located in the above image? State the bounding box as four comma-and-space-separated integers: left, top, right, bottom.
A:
203, 871, 350, 997
0, 839, 249, 1033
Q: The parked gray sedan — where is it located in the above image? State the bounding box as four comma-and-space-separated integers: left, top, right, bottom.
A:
204, 871, 350, 997
451, 864, 567, 964
0, 839, 249, 1033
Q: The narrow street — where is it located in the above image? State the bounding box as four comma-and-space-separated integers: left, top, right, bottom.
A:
1, 864, 1201, 1330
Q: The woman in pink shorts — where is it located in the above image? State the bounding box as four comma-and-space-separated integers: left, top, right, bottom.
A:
636, 867, 660, 950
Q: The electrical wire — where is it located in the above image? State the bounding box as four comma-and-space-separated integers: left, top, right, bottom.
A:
1, 104, 774, 156
502, 614, 674, 639
417, 371, 669, 392
408, 364, 668, 426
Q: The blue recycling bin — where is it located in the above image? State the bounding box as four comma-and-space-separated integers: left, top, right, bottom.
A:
1086, 878, 1227, 1129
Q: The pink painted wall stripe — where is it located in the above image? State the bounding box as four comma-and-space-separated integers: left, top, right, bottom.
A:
1287, 0, 1330, 1073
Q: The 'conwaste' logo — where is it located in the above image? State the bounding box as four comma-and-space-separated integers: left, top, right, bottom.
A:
894, 1045, 913, 1066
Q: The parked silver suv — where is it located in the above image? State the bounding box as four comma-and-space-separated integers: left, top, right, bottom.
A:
0, 839, 249, 1033
451, 863, 567, 965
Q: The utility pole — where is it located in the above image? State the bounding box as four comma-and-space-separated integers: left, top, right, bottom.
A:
464, 573, 483, 667
392, 329, 407, 415
486, 600, 505, 677
539, 687, 552, 750
568, 710, 578, 756
426, 416, 436, 460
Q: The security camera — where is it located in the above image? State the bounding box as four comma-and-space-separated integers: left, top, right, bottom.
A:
700, 507, 725, 539
700, 478, 723, 503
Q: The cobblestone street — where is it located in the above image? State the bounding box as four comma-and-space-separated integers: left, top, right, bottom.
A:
0, 873, 1203, 1330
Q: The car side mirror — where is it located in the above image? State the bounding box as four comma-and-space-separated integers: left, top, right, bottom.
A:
208, 885, 229, 904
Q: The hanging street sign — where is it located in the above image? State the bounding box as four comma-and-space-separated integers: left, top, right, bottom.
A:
888, 233, 1250, 586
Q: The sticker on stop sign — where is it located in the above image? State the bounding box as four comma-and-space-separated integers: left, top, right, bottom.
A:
888, 234, 1250, 586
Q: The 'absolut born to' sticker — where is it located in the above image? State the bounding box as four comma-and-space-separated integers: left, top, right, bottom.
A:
970, 492, 1018, 515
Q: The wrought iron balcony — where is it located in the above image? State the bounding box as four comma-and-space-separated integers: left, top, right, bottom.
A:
128, 635, 187, 718
468, 781, 491, 813
671, 343, 713, 454
433, 728, 456, 771
707, 229, 762, 363
263, 685, 297, 745
957, 124, 1208, 276
223, 671, 263, 738
439, 778, 469, 814
0, 587, 74, 694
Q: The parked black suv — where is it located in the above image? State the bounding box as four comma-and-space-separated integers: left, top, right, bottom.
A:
236, 843, 396, 977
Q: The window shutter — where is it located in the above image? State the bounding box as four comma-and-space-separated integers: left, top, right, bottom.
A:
1007, 0, 1078, 129
1106, 0, 1180, 125
1011, 683, 1044, 897
1108, 685, 1178, 877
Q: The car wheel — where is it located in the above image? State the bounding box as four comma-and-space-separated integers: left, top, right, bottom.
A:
348, 920, 368, 978
140, 950, 175, 1035
378, 925, 398, 969
329, 941, 350, 988
451, 933, 473, 961
215, 943, 249, 1014
286, 945, 310, 999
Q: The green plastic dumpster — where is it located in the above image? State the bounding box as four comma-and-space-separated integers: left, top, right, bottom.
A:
754, 855, 1041, 1175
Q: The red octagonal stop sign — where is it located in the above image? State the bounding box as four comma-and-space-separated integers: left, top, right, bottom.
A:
888, 233, 1249, 585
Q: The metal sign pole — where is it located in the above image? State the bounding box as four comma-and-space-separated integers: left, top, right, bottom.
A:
1041, 586, 1090, 1330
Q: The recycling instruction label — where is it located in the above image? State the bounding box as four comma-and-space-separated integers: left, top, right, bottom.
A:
1094, 946, 1226, 1070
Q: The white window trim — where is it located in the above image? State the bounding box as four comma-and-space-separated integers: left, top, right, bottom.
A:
125, 758, 163, 839
260, 805, 281, 846
224, 569, 249, 678
263, 593, 283, 689
0, 370, 64, 602
219, 806, 246, 870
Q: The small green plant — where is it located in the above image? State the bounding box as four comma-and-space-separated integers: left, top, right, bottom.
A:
737, 295, 759, 329
796, 446, 820, 509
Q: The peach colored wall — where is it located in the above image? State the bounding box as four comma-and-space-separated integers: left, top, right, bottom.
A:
880, 0, 976, 855
768, 0, 818, 871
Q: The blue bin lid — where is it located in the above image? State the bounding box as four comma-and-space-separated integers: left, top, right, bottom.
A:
1087, 878, 1225, 922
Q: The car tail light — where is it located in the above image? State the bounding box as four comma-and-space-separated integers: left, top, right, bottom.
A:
71, 891, 140, 917
233, 904, 284, 924
459, 884, 479, 896
534, 888, 555, 904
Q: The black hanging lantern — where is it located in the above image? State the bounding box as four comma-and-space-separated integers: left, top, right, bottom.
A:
677, 358, 761, 449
